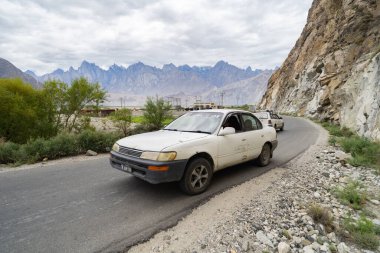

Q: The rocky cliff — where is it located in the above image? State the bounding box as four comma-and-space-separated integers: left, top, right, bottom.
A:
260, 0, 380, 140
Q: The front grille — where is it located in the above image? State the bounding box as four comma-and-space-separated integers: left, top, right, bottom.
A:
118, 146, 143, 158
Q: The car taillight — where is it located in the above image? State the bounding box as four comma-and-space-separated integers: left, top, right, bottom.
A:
268, 119, 272, 124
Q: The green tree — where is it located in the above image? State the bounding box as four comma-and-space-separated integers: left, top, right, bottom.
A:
110, 108, 132, 136
42, 80, 69, 131
65, 78, 106, 132
0, 78, 56, 143
143, 97, 172, 130
43, 77, 106, 133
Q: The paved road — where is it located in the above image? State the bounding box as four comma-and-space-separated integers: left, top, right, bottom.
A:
0, 117, 319, 253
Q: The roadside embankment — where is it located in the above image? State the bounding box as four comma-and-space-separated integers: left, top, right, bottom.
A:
128, 120, 380, 253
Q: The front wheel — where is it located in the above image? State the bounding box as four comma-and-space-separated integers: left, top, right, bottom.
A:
179, 158, 213, 195
280, 125, 284, 131
257, 143, 271, 166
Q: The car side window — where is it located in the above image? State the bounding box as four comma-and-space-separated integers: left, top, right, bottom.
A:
222, 113, 242, 132
242, 114, 261, 131
271, 114, 278, 119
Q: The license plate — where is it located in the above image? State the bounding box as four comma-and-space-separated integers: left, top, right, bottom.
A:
121, 164, 132, 173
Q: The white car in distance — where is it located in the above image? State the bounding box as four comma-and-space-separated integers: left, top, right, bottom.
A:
110, 109, 278, 195
254, 111, 285, 131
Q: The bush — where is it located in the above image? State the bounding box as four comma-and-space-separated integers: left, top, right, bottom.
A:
0, 78, 57, 143
320, 121, 380, 170
0, 142, 21, 164
340, 136, 380, 168
0, 130, 121, 165
110, 108, 132, 136
143, 97, 172, 130
335, 181, 367, 210
77, 130, 121, 153
343, 216, 380, 250
307, 204, 334, 232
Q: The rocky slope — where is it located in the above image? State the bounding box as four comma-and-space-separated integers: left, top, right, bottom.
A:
203, 70, 274, 105
260, 0, 380, 140
0, 58, 39, 88
128, 122, 380, 253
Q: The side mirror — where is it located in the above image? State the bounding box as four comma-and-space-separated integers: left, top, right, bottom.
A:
218, 127, 236, 136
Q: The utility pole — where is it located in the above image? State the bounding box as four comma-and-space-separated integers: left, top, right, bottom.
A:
220, 91, 225, 107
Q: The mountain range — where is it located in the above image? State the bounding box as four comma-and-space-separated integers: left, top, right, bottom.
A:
0, 58, 273, 106
28, 60, 273, 105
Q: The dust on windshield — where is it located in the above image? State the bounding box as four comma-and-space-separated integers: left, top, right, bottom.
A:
164, 112, 223, 134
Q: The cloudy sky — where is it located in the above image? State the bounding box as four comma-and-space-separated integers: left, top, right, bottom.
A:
0, 0, 312, 75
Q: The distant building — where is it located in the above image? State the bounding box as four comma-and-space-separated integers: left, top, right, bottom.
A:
193, 102, 218, 110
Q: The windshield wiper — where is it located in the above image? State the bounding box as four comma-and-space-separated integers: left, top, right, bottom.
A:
182, 130, 211, 134
164, 128, 178, 131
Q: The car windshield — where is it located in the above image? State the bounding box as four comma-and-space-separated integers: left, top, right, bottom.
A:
254, 112, 269, 119
164, 112, 223, 134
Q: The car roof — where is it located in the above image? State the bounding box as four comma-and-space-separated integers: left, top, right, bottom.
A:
192, 109, 253, 115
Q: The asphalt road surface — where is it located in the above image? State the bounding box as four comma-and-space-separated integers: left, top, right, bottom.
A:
0, 117, 319, 253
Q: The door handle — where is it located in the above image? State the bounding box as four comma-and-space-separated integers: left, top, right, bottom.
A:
261, 135, 264, 138
242, 138, 247, 141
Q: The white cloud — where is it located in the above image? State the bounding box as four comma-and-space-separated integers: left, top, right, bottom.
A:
0, 0, 313, 74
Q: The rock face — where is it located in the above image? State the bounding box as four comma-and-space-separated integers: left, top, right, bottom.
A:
0, 58, 39, 88
260, 0, 380, 140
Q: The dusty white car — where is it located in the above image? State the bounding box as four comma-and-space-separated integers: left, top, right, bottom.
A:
254, 111, 284, 131
110, 109, 278, 194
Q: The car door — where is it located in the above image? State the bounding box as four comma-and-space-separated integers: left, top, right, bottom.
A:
241, 113, 266, 159
216, 113, 247, 170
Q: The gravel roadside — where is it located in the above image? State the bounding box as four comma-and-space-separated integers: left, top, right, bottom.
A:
127, 120, 380, 253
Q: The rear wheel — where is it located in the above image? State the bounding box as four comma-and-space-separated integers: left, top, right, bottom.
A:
280, 124, 284, 131
180, 158, 213, 195
257, 143, 271, 166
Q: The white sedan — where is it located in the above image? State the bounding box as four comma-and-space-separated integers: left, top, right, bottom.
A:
110, 109, 278, 194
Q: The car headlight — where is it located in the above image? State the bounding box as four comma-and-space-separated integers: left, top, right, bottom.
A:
112, 143, 120, 152
140, 151, 177, 161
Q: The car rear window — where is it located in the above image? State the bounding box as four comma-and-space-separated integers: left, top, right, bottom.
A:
254, 112, 269, 119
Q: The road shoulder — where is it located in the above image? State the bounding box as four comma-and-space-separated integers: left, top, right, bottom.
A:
128, 120, 326, 252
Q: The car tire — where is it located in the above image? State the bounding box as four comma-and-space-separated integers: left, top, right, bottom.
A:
179, 157, 213, 195
257, 143, 271, 167
280, 125, 284, 131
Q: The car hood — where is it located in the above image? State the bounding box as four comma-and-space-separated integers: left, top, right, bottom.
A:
117, 130, 209, 151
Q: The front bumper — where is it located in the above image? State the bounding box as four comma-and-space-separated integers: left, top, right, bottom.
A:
109, 151, 188, 184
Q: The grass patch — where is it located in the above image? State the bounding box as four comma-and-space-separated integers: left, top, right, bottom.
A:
319, 121, 380, 171
307, 204, 335, 232
132, 115, 173, 126
0, 130, 122, 166
282, 229, 292, 240
334, 181, 367, 210
320, 122, 354, 137
343, 215, 380, 250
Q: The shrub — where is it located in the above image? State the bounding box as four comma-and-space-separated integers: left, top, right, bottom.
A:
0, 142, 21, 164
0, 130, 122, 165
340, 136, 380, 168
343, 215, 380, 250
307, 204, 334, 231
143, 97, 172, 130
110, 108, 132, 136
335, 181, 367, 210
77, 130, 121, 153
44, 133, 78, 159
